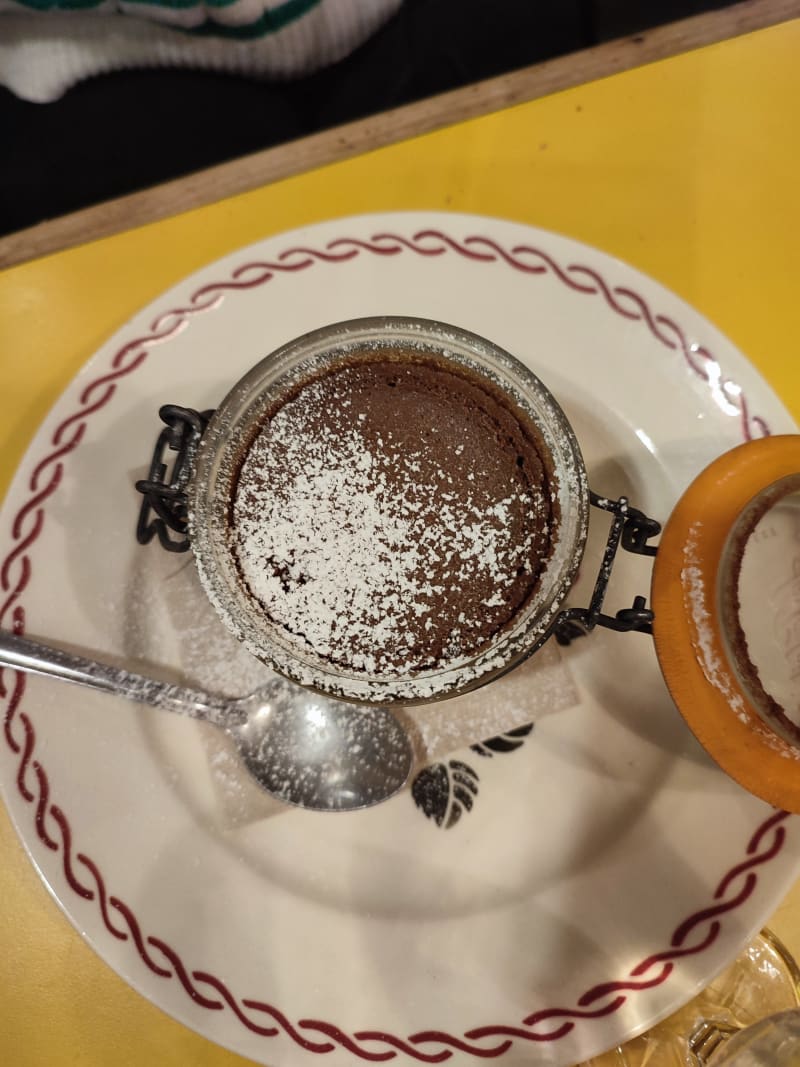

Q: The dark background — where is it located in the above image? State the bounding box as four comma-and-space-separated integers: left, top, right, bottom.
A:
1, 0, 733, 237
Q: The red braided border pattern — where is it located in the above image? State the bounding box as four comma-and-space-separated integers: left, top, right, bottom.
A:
0, 227, 782, 1061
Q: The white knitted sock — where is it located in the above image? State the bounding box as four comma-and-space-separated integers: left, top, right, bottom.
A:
0, 0, 403, 102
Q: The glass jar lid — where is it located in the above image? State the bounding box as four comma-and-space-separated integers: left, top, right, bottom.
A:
651, 435, 800, 811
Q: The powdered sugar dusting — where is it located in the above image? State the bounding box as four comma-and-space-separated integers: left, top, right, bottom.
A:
231, 358, 552, 678
682, 521, 749, 723
683, 522, 800, 759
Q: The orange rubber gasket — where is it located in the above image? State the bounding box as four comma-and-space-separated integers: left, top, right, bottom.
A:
651, 435, 800, 812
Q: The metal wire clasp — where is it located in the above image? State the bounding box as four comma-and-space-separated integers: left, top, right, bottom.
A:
135, 405, 213, 553
554, 491, 661, 645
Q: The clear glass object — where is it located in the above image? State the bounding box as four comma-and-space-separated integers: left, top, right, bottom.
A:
578, 930, 800, 1067
709, 1008, 800, 1065
189, 316, 589, 705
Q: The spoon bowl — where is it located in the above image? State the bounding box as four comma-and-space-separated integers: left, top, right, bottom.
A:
230, 679, 415, 810
0, 630, 413, 811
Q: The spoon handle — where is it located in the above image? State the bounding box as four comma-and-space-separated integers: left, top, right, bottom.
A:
0, 630, 229, 725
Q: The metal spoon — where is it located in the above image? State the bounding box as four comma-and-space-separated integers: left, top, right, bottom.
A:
0, 630, 413, 812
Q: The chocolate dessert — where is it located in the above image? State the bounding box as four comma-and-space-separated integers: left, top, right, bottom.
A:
228, 348, 557, 679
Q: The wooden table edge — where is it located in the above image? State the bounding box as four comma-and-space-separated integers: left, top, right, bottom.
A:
1, 0, 799, 270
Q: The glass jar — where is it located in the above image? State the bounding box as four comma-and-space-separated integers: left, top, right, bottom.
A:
189, 316, 589, 705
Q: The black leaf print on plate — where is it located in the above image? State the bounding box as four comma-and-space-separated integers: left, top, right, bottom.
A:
412, 722, 535, 828
412, 759, 479, 829
471, 722, 534, 757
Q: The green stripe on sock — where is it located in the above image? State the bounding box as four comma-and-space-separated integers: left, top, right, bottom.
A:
124, 0, 319, 17
9, 0, 321, 22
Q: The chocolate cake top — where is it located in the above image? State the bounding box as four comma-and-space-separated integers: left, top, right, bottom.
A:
229, 350, 556, 679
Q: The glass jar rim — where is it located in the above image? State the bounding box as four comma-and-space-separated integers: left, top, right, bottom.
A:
189, 316, 589, 704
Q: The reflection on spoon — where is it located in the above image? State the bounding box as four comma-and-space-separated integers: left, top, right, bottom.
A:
0, 630, 413, 812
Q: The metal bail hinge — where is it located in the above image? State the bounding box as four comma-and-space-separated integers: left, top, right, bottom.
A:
135, 405, 213, 553
554, 490, 661, 645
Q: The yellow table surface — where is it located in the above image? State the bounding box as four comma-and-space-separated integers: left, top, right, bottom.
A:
1, 19, 799, 1067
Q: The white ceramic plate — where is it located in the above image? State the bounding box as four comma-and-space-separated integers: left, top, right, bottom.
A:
1, 213, 798, 1067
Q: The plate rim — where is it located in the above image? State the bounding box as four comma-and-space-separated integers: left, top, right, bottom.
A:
1, 211, 798, 1064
